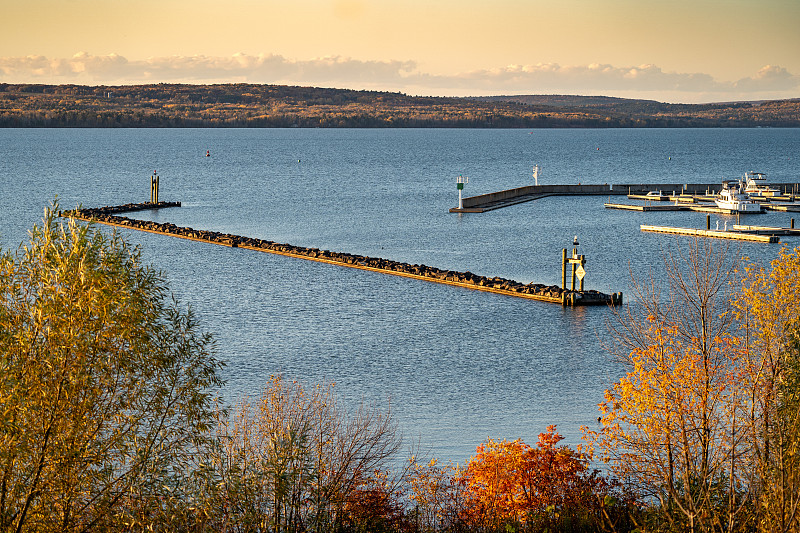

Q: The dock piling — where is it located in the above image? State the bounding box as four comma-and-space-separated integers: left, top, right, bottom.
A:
150, 171, 160, 204
562, 244, 587, 294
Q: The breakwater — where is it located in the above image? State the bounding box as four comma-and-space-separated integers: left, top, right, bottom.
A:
451, 183, 722, 212
451, 182, 800, 213
64, 203, 620, 307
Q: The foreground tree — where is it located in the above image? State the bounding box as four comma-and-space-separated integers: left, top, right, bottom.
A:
458, 426, 633, 532
734, 247, 800, 532
208, 375, 402, 532
406, 457, 467, 532
0, 206, 224, 532
584, 239, 756, 532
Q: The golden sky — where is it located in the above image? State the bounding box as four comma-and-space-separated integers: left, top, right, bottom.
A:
1, 0, 798, 102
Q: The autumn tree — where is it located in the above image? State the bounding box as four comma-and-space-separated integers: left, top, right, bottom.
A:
584, 238, 757, 532
406, 457, 467, 532
458, 426, 627, 531
0, 205, 224, 532
207, 375, 402, 532
341, 468, 407, 532
733, 246, 800, 532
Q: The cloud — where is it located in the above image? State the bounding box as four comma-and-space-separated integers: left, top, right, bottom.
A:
734, 65, 797, 92
0, 52, 797, 103
0, 52, 417, 86
413, 63, 726, 93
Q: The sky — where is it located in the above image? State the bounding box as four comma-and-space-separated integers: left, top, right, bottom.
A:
1, 0, 799, 103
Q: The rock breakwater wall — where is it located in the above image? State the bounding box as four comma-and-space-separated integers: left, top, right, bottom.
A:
65, 203, 619, 306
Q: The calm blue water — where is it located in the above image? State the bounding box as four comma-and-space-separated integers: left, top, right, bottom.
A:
1, 128, 799, 462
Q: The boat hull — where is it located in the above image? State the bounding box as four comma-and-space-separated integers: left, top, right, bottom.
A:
714, 200, 762, 212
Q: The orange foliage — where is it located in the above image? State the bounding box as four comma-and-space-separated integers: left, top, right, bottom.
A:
458, 426, 606, 527
343, 469, 407, 532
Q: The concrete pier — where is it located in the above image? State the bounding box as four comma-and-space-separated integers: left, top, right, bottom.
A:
64, 202, 620, 307
450, 183, 725, 212
452, 182, 800, 213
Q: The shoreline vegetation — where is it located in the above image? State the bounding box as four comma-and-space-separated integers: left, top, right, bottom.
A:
1, 82, 799, 128
3, 200, 800, 531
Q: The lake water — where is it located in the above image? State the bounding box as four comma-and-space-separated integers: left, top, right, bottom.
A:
1, 128, 798, 463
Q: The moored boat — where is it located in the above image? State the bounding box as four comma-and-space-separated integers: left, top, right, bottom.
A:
743, 171, 779, 197
715, 180, 763, 212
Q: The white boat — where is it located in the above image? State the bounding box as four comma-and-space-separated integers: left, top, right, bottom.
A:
715, 180, 763, 212
743, 171, 779, 197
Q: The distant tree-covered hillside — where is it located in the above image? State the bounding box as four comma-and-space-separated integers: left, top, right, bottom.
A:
477, 94, 800, 126
1, 83, 798, 127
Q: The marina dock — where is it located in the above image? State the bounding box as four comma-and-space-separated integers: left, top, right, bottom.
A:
605, 202, 691, 212
731, 223, 800, 236
765, 204, 800, 212
604, 202, 768, 215
640, 224, 779, 243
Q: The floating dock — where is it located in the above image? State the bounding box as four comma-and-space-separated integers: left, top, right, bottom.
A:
640, 224, 779, 243
604, 202, 769, 215
65, 202, 620, 307
731, 223, 800, 236
764, 204, 800, 213
605, 202, 691, 212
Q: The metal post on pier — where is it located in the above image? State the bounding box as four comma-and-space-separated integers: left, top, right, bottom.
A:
150, 171, 160, 204
533, 164, 542, 186
456, 175, 469, 210
562, 236, 587, 297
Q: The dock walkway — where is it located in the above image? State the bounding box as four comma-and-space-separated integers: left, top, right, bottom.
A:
604, 202, 772, 215
732, 224, 800, 236
640, 225, 779, 243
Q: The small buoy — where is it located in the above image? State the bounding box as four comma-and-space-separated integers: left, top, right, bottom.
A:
669, 156, 672, 160
206, 150, 210, 157
298, 159, 301, 163
596, 147, 600, 150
